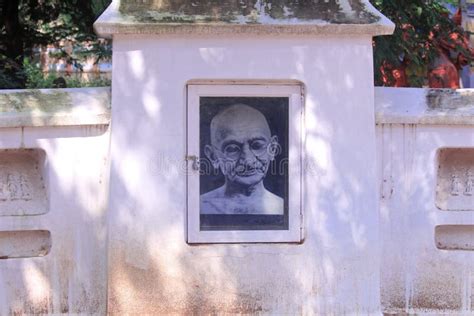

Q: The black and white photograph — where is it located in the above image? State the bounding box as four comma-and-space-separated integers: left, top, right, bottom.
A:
199, 97, 289, 231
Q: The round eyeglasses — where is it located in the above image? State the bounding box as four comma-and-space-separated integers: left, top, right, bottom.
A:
215, 139, 277, 161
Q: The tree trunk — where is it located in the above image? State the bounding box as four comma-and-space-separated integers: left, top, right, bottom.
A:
2, 0, 23, 60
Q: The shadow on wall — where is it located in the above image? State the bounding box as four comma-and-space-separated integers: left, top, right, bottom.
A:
4, 41, 474, 315
378, 122, 474, 313
105, 38, 380, 314
0, 113, 109, 314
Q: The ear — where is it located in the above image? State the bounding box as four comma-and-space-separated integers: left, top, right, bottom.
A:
204, 145, 220, 169
268, 135, 280, 160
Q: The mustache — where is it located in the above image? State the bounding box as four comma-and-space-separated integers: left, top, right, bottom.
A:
233, 162, 267, 176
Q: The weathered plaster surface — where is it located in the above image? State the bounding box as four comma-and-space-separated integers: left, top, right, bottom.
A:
94, 0, 394, 37
0, 87, 111, 128
107, 34, 380, 314
376, 88, 474, 314
0, 74, 474, 315
0, 149, 48, 216
375, 87, 474, 125
0, 88, 111, 314
119, 0, 380, 24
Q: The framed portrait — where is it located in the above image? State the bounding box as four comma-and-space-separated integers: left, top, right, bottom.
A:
187, 83, 303, 243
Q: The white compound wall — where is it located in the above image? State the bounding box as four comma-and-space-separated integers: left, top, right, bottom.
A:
1, 61, 474, 316
376, 87, 474, 315
0, 88, 110, 315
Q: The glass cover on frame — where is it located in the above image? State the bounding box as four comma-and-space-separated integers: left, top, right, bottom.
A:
199, 97, 289, 231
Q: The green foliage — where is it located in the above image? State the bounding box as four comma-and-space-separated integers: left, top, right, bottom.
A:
23, 58, 57, 89
371, 0, 472, 87
0, 0, 111, 89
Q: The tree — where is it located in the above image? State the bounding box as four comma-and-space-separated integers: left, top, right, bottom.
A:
0, 0, 111, 89
371, 0, 474, 87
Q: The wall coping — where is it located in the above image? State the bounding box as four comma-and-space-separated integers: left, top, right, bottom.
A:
375, 87, 474, 126
94, 0, 395, 38
2, 86, 473, 128
0, 87, 111, 128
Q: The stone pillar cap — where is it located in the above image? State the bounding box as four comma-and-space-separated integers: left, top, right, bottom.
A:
94, 0, 394, 38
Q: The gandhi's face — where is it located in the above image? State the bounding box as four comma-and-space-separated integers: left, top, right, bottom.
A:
205, 104, 278, 188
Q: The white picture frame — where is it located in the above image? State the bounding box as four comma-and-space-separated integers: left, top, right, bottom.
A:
187, 83, 303, 243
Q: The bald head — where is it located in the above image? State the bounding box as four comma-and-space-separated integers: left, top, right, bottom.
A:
210, 104, 271, 145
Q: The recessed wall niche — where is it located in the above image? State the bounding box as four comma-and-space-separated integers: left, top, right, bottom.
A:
0, 230, 51, 259
436, 148, 474, 211
435, 225, 474, 251
0, 149, 48, 216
